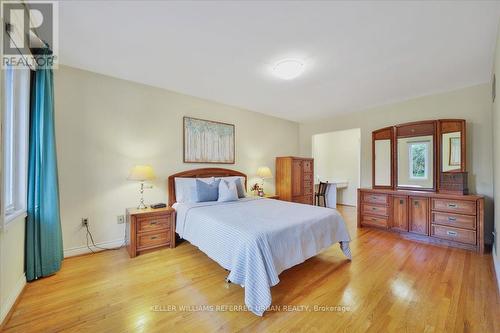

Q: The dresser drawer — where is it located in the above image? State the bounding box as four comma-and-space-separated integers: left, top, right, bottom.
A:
137, 230, 171, 250
303, 160, 313, 173
362, 193, 388, 205
362, 215, 388, 228
431, 225, 476, 245
432, 212, 475, 230
303, 179, 313, 188
432, 198, 476, 215
293, 195, 313, 205
362, 204, 388, 217
137, 215, 171, 233
303, 185, 313, 195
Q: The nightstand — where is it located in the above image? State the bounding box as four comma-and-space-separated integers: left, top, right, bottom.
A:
126, 206, 175, 258
251, 194, 279, 200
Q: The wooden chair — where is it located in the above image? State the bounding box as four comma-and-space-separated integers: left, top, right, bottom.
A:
315, 181, 329, 207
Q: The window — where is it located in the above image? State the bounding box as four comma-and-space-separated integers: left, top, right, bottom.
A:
3, 65, 30, 223
408, 141, 429, 180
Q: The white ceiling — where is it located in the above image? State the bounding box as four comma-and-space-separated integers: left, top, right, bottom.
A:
59, 1, 500, 122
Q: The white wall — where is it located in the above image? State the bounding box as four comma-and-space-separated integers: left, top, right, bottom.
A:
312, 129, 360, 206
491, 19, 500, 290
54, 65, 299, 256
300, 84, 494, 244
0, 216, 26, 324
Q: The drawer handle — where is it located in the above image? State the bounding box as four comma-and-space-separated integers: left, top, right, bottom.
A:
150, 221, 159, 225
447, 203, 458, 208
371, 196, 378, 200
446, 231, 458, 237
371, 218, 377, 222
448, 217, 457, 222
400, 200, 404, 205
150, 236, 158, 240
371, 207, 377, 211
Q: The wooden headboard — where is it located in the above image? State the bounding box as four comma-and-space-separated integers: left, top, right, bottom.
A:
168, 168, 247, 206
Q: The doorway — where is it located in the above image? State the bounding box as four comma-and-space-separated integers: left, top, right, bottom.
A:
312, 128, 361, 207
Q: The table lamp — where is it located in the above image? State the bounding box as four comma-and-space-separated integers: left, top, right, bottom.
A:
257, 166, 273, 196
128, 165, 156, 209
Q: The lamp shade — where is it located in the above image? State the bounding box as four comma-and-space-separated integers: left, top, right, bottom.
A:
127, 165, 156, 181
257, 166, 272, 179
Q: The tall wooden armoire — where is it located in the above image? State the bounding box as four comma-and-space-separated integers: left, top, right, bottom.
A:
275, 156, 314, 205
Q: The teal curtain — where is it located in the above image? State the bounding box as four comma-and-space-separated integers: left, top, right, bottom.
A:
26, 53, 63, 281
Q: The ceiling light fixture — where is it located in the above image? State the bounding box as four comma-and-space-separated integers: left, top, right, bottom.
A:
272, 58, 305, 80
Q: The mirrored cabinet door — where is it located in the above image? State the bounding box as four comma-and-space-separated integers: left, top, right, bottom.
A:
372, 127, 394, 189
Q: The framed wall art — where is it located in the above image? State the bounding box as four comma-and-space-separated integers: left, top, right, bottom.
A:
183, 116, 235, 164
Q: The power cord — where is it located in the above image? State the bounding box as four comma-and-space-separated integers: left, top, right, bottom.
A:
84, 222, 126, 254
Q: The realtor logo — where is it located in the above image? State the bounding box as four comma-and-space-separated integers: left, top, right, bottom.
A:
1, 1, 58, 68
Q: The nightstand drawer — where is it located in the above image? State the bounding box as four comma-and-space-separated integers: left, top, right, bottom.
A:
137, 230, 170, 250
137, 215, 171, 233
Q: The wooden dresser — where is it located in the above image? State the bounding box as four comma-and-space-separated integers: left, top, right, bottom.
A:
358, 188, 484, 253
126, 207, 175, 258
276, 156, 314, 205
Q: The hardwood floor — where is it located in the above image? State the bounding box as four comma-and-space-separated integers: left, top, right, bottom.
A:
3, 205, 499, 332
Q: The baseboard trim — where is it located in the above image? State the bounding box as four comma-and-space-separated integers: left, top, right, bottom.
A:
63, 239, 125, 258
493, 247, 500, 293
337, 203, 356, 207
0, 273, 26, 329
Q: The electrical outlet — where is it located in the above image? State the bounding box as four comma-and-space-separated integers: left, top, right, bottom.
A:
117, 215, 125, 224
81, 218, 89, 227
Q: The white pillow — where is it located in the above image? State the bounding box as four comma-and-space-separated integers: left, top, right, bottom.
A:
175, 177, 214, 203
218, 179, 239, 202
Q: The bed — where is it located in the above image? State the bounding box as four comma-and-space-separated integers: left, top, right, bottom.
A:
168, 168, 352, 316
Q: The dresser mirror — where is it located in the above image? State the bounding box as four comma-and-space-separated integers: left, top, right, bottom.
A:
442, 131, 461, 171
438, 119, 466, 173
395, 121, 438, 191
396, 135, 435, 190
372, 127, 393, 189
371, 119, 466, 193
